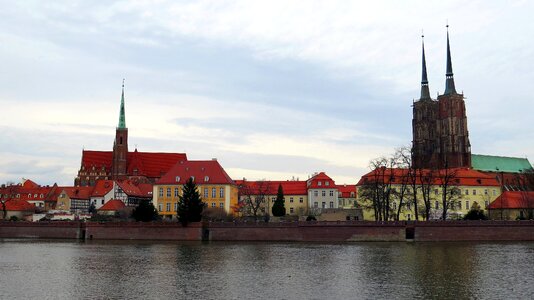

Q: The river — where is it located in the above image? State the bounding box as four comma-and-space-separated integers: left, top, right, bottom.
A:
1, 240, 533, 299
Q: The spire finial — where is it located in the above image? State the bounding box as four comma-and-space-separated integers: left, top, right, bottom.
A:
444, 24, 457, 95
118, 79, 126, 129
420, 31, 431, 100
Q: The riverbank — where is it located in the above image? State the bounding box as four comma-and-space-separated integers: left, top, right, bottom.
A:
1, 220, 533, 242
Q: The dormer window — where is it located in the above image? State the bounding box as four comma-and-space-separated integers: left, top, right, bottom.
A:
205, 176, 209, 182
28, 193, 31, 198
325, 181, 330, 186
318, 181, 322, 186
190, 176, 195, 182
34, 194, 38, 198
175, 176, 180, 182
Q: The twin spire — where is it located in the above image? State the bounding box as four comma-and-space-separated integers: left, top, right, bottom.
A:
419, 26, 457, 100
118, 79, 126, 129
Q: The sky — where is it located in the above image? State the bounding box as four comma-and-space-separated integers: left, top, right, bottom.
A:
1, 0, 534, 186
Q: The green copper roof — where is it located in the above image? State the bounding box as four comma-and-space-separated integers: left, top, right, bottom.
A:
118, 81, 126, 129
471, 154, 533, 173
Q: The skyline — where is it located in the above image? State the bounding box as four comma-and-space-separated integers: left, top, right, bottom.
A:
1, 1, 534, 186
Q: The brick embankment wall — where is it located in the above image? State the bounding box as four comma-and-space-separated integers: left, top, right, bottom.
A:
414, 221, 534, 241
0, 221, 82, 239
84, 222, 202, 241
206, 221, 406, 242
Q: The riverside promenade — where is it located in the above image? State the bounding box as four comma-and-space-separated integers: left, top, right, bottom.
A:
1, 220, 533, 242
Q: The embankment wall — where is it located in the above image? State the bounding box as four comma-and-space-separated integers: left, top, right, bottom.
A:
1, 221, 533, 242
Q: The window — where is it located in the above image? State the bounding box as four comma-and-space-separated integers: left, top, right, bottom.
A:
158, 204, 162, 211
205, 176, 209, 182
40, 194, 44, 198
314, 202, 318, 208
28, 193, 31, 198
204, 188, 209, 198
220, 187, 224, 198
318, 181, 322, 186
322, 202, 326, 208
299, 197, 303, 203
272, 197, 276, 203
166, 203, 171, 212
458, 201, 462, 210
174, 188, 179, 197
407, 203, 411, 210
435, 189, 439, 195
290, 207, 294, 214
407, 214, 411, 221
290, 197, 294, 203
465, 189, 469, 195
473, 190, 476, 195
166, 188, 171, 197
322, 191, 326, 197
174, 203, 177, 211
212, 188, 216, 198
314, 191, 318, 197
101, 199, 104, 205
190, 176, 195, 182
175, 176, 180, 182
219, 202, 224, 209
329, 201, 334, 208
485, 200, 489, 208
159, 188, 163, 197
484, 189, 488, 195
466, 200, 470, 210
493, 190, 496, 196
393, 202, 397, 210
435, 201, 439, 209
325, 181, 330, 186
211, 202, 216, 208
329, 190, 334, 197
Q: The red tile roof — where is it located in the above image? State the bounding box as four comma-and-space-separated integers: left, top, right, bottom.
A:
116, 180, 152, 197
337, 184, 357, 198
99, 199, 126, 211
62, 187, 94, 200
5, 200, 35, 211
0, 180, 59, 202
81, 150, 187, 179
157, 160, 234, 185
357, 168, 500, 187
307, 172, 336, 189
91, 180, 114, 197
236, 180, 308, 195
488, 191, 534, 209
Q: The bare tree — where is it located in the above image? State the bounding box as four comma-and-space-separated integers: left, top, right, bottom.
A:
391, 147, 411, 221
513, 171, 534, 219
435, 167, 461, 220
0, 182, 17, 220
359, 157, 396, 221
238, 180, 271, 220
418, 169, 435, 220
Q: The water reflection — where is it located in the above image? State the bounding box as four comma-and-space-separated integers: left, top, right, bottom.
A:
0, 240, 533, 299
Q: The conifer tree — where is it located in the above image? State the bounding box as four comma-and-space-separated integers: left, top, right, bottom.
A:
272, 183, 286, 217
131, 200, 160, 222
177, 177, 205, 225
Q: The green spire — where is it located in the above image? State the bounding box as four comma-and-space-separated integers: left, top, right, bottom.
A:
118, 79, 126, 129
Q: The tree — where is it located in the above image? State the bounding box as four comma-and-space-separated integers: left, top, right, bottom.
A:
464, 201, 488, 220
239, 180, 271, 220
418, 169, 435, 220
271, 184, 286, 217
88, 202, 97, 215
177, 178, 205, 226
435, 167, 461, 220
359, 157, 395, 221
131, 200, 160, 222
0, 182, 17, 220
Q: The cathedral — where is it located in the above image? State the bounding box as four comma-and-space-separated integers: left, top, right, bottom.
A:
75, 83, 187, 186
412, 28, 471, 169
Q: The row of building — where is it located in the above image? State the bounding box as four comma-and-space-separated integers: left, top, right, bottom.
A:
2, 30, 534, 221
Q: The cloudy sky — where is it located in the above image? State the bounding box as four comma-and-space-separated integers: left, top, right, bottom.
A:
1, 1, 534, 186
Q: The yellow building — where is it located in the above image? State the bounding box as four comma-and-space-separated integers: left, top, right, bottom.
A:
357, 168, 501, 221
236, 180, 309, 217
153, 159, 238, 219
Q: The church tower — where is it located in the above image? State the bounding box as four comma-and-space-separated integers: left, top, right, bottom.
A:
412, 35, 439, 169
111, 80, 128, 180
412, 28, 471, 169
435, 27, 471, 168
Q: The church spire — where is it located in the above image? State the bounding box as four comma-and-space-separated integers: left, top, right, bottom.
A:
420, 33, 431, 100
118, 79, 126, 129
444, 25, 457, 95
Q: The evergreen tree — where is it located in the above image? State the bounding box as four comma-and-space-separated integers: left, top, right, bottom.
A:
177, 177, 205, 226
131, 200, 160, 222
463, 202, 488, 220
272, 183, 286, 217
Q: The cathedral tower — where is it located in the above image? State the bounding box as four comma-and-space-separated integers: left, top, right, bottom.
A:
412, 28, 471, 169
111, 80, 128, 179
